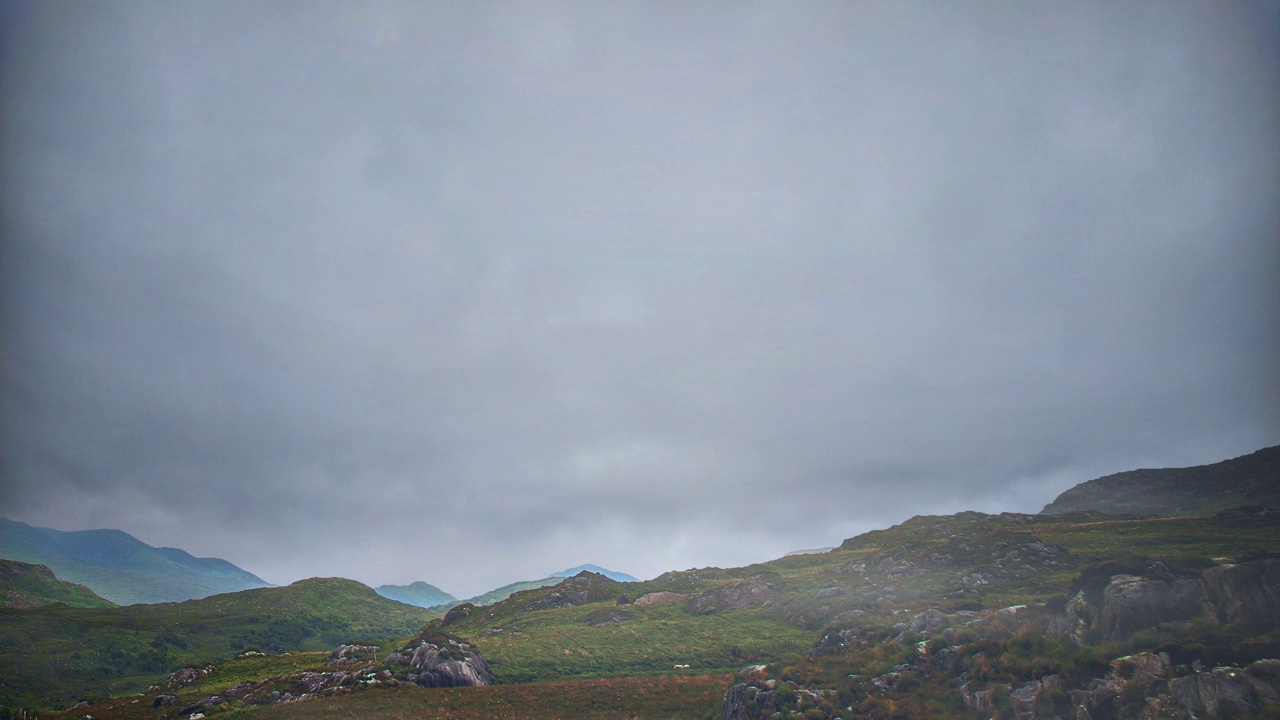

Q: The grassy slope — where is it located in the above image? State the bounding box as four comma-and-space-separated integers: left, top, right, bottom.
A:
0, 578, 435, 708
0, 559, 114, 608
454, 577, 565, 607
53, 672, 734, 720
26, 511, 1280, 720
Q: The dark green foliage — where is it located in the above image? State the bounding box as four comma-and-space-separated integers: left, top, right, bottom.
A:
0, 577, 436, 708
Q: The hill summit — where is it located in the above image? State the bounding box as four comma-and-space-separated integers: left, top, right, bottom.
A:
1040, 444, 1280, 516
375, 580, 456, 608
551, 564, 639, 582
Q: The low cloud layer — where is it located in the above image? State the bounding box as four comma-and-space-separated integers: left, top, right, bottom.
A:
2, 2, 1278, 597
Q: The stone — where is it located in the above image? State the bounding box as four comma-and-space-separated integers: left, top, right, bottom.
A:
632, 591, 687, 606
409, 642, 495, 687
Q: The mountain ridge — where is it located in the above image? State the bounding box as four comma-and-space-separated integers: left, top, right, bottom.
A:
1040, 444, 1280, 516
550, 564, 638, 582
375, 580, 456, 608
0, 517, 270, 604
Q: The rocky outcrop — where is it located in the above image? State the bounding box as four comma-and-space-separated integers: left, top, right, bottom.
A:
407, 640, 494, 687
584, 607, 632, 627
1065, 653, 1280, 719
1053, 558, 1280, 643
1095, 572, 1203, 640
328, 644, 380, 665
686, 576, 779, 615
722, 672, 838, 720
1200, 557, 1280, 627
524, 590, 589, 611
633, 591, 687, 606
177, 695, 223, 716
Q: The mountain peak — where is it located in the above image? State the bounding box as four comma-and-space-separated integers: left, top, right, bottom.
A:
1041, 444, 1280, 517
551, 564, 639, 582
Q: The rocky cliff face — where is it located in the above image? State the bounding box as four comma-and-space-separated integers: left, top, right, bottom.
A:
1067, 653, 1280, 720
1051, 557, 1280, 643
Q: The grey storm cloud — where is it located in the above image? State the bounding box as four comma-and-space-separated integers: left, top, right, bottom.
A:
2, 1, 1278, 597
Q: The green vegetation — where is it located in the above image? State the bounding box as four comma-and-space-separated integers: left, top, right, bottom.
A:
0, 578, 434, 709
459, 600, 811, 682
6, 500, 1280, 719
47, 673, 734, 720
0, 559, 114, 608
452, 577, 565, 608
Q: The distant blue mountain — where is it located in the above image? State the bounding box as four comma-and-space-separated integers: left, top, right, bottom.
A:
375, 580, 456, 608
551, 564, 639, 582
0, 517, 269, 605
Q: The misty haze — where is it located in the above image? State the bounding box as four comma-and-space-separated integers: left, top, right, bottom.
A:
1, 2, 1277, 718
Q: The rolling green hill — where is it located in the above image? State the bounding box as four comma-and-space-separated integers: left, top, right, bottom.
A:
0, 559, 114, 608
31, 508, 1280, 720
0, 517, 270, 604
1041, 444, 1280, 516
7, 447, 1280, 719
0, 576, 437, 708
447, 566, 638, 610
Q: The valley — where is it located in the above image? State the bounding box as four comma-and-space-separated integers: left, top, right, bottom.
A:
2, 446, 1277, 719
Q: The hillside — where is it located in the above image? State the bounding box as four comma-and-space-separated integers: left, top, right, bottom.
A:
6, 447, 1280, 718
1041, 444, 1280, 516
0, 517, 270, 604
376, 581, 457, 608
447, 566, 638, 609
33, 507, 1280, 720
0, 559, 114, 608
456, 577, 566, 607
0, 576, 437, 708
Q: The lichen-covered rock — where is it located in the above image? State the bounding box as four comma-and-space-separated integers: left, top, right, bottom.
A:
584, 607, 632, 627
1200, 557, 1280, 627
685, 577, 779, 615
328, 644, 380, 664
633, 591, 687, 606
1052, 557, 1280, 643
408, 642, 495, 687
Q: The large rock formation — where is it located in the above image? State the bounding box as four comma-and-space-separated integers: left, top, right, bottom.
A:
1052, 558, 1280, 643
407, 641, 494, 687
387, 628, 495, 688
685, 575, 780, 615
1066, 653, 1280, 720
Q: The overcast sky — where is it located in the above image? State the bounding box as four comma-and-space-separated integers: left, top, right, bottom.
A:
1, 2, 1277, 599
